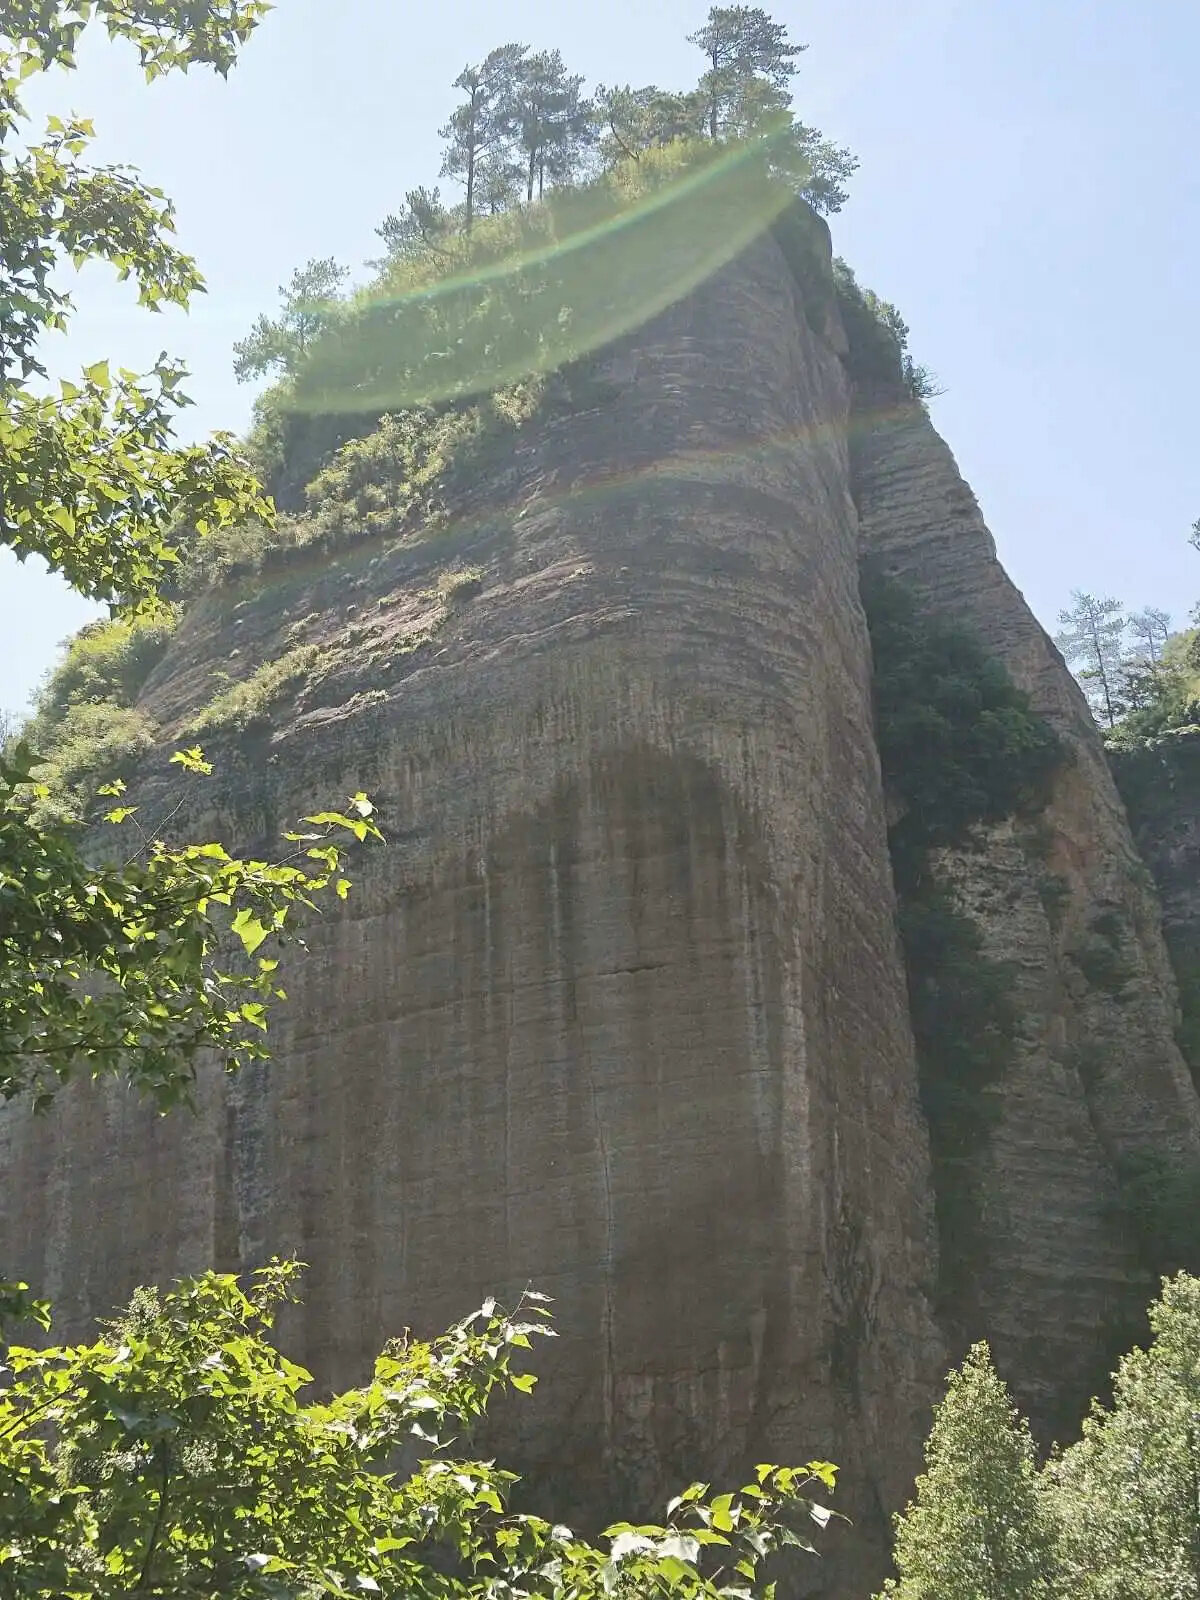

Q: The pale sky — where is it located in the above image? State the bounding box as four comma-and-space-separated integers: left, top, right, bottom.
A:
2, 0, 1197, 713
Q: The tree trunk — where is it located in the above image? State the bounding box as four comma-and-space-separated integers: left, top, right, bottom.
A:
526, 144, 536, 204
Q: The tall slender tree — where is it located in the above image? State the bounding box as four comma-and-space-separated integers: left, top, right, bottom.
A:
1055, 591, 1129, 727
497, 48, 594, 203
1048, 1274, 1200, 1599
878, 1343, 1056, 1600
687, 5, 805, 140
438, 45, 526, 235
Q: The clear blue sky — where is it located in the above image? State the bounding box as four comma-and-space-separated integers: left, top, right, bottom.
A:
3, 0, 1198, 712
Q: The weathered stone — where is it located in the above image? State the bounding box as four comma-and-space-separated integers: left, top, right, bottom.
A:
851, 398, 1200, 1436
4, 205, 1199, 1595
1, 219, 941, 1596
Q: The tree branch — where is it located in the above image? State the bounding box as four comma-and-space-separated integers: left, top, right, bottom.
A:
136, 1439, 172, 1593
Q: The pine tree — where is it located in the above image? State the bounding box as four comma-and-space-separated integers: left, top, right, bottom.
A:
687, 5, 805, 140
1054, 591, 1129, 727
1047, 1274, 1200, 1599
878, 1343, 1055, 1600
1127, 606, 1172, 665
371, 187, 453, 268
497, 48, 594, 203
232, 257, 348, 381
438, 45, 525, 234
593, 83, 706, 164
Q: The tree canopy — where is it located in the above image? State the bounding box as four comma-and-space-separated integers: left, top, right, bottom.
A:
233, 259, 350, 384
879, 1343, 1055, 1600
0, 5, 379, 1119
0, 1261, 839, 1598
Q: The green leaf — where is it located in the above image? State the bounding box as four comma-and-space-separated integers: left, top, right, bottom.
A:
231, 908, 269, 956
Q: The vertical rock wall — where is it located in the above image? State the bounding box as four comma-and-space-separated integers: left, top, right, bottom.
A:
850, 395, 1200, 1434
0, 222, 941, 1595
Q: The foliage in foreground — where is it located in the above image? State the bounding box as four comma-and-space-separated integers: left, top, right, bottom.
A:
0, 2, 380, 1122
0, 737, 381, 1110
880, 1273, 1200, 1600
0, 2, 273, 608
0, 1262, 837, 1598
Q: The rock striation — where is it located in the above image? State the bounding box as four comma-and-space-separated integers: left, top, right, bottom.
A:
3, 201, 1199, 1593
851, 384, 1200, 1435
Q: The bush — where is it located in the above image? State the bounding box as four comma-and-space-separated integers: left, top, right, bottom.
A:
434, 564, 484, 605
306, 406, 486, 542
835, 262, 942, 404
864, 574, 1063, 877
32, 609, 178, 725
19, 611, 176, 819
1070, 911, 1131, 998
1115, 1153, 1200, 1277
25, 701, 157, 824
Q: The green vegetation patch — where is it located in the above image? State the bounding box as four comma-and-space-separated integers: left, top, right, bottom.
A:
1114, 1151, 1200, 1278
11, 610, 179, 822
1109, 723, 1200, 832
863, 572, 1064, 1301
834, 260, 940, 404
1165, 926, 1200, 1091
186, 645, 328, 736
864, 573, 1062, 875
1070, 909, 1132, 999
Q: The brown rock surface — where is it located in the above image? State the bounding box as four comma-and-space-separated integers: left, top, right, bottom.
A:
6, 202, 1200, 1592
1, 218, 941, 1596
851, 396, 1200, 1435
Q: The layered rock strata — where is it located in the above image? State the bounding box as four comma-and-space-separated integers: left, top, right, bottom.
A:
5, 202, 1200, 1594
3, 217, 940, 1595
851, 391, 1200, 1434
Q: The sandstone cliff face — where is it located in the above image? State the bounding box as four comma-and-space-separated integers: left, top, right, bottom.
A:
1, 218, 942, 1595
5, 205, 1199, 1594
850, 395, 1200, 1434
1111, 732, 1200, 1092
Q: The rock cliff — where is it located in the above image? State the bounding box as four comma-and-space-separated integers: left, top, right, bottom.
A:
1111, 731, 1200, 1096
3, 200, 1198, 1594
850, 379, 1200, 1435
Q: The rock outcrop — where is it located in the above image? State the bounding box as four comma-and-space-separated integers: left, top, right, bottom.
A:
851, 392, 1200, 1435
3, 200, 1199, 1593
1111, 730, 1200, 1096
2, 213, 941, 1596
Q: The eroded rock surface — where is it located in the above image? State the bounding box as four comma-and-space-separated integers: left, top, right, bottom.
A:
851, 397, 1200, 1435
5, 204, 1200, 1594
2, 219, 940, 1596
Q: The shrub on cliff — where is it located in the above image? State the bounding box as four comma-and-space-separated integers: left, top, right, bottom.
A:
0, 1262, 838, 1598
863, 575, 1062, 1296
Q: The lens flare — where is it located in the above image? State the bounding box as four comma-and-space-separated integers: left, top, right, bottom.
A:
287, 138, 799, 416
